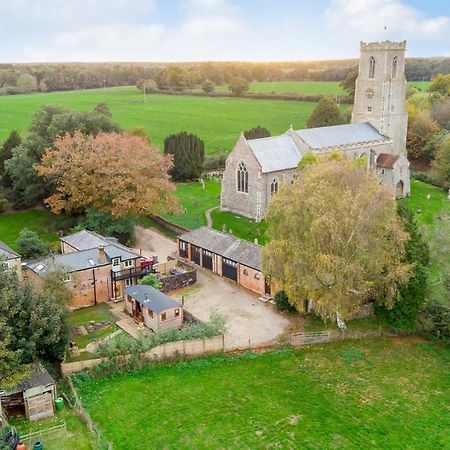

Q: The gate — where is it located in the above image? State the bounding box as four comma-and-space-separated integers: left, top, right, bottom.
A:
222, 258, 238, 281
202, 250, 213, 270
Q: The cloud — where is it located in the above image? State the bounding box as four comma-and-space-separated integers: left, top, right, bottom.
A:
326, 0, 450, 38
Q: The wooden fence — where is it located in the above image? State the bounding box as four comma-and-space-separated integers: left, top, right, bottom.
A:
61, 334, 225, 376
20, 423, 67, 447
289, 331, 331, 346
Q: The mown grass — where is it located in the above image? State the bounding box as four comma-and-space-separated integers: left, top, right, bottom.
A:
0, 86, 319, 154
0, 208, 59, 251
76, 336, 450, 449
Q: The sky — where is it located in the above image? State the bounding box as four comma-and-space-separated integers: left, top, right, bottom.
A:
0, 0, 449, 63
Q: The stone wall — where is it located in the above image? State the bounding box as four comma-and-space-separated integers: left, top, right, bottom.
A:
160, 262, 197, 293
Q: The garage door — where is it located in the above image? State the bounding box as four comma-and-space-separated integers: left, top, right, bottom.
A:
222, 258, 238, 281
202, 250, 213, 270
192, 246, 201, 265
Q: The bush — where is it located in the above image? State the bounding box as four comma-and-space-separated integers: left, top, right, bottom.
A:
274, 290, 296, 312
140, 273, 162, 290
15, 228, 50, 258
421, 301, 450, 342
203, 152, 227, 171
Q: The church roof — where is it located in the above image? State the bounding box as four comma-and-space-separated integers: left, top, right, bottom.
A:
296, 122, 388, 150
246, 135, 301, 173
376, 153, 399, 169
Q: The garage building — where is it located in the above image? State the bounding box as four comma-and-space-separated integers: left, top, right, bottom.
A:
178, 227, 271, 296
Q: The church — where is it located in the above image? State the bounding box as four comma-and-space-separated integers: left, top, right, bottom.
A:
220, 41, 411, 222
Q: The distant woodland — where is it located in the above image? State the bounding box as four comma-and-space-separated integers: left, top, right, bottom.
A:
0, 57, 448, 95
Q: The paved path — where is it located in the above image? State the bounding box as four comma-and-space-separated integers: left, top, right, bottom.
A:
205, 206, 219, 228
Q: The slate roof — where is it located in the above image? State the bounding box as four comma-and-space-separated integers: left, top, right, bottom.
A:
0, 241, 20, 260
60, 230, 111, 251
27, 244, 139, 275
179, 227, 261, 270
246, 135, 302, 173
296, 123, 388, 150
3, 364, 54, 395
376, 153, 399, 169
125, 285, 181, 313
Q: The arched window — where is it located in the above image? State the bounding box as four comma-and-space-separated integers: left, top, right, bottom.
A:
237, 162, 248, 193
392, 56, 398, 78
270, 178, 278, 195
369, 56, 375, 79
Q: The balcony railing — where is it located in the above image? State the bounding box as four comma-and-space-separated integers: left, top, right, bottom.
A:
111, 265, 152, 281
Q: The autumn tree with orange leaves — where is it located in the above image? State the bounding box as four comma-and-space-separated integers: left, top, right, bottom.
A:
37, 132, 178, 219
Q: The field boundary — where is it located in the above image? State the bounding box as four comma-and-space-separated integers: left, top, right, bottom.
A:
151, 215, 189, 236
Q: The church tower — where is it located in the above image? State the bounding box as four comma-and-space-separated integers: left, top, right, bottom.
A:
352, 41, 407, 156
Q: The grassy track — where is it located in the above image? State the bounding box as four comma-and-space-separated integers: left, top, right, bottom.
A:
0, 86, 318, 154
77, 337, 450, 449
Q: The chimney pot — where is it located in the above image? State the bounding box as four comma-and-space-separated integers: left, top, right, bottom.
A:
98, 245, 105, 264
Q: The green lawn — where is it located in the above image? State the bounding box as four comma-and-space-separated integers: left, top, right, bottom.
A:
0, 86, 319, 155
409, 81, 432, 91
76, 336, 450, 449
9, 408, 95, 450
0, 209, 59, 251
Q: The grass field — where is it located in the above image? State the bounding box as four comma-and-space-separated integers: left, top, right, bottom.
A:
0, 86, 319, 154
76, 336, 450, 449
0, 208, 59, 251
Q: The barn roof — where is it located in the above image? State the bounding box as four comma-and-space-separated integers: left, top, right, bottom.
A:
246, 135, 301, 173
125, 285, 180, 313
179, 227, 262, 270
376, 153, 400, 169
296, 122, 388, 150
0, 241, 20, 261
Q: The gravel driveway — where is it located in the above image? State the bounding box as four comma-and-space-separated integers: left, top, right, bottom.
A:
134, 226, 291, 351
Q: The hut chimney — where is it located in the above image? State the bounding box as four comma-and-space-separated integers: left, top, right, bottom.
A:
98, 245, 105, 264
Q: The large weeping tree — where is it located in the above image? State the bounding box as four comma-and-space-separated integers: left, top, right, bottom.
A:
262, 159, 411, 321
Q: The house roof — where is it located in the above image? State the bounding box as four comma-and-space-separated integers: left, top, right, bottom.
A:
125, 285, 181, 313
296, 122, 388, 150
376, 153, 400, 169
246, 135, 302, 173
179, 227, 261, 270
27, 244, 139, 275
60, 229, 111, 251
0, 241, 20, 261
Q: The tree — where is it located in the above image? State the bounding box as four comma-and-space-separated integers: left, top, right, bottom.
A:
262, 159, 410, 321
375, 202, 429, 329
244, 126, 271, 140
422, 130, 449, 161
340, 69, 358, 98
228, 77, 249, 96
16, 228, 50, 258
0, 130, 21, 187
306, 97, 345, 128
164, 131, 205, 181
432, 135, 450, 188
430, 99, 450, 129
130, 126, 150, 143
201, 79, 215, 94
428, 73, 450, 97
297, 152, 319, 169
406, 107, 440, 160
274, 290, 296, 312
140, 273, 162, 290
41, 267, 74, 306
136, 79, 157, 93
16, 73, 38, 92
37, 132, 177, 219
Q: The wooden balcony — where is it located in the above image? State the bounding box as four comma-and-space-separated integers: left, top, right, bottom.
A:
111, 265, 152, 281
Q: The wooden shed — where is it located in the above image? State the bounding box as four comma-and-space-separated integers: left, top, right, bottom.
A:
0, 365, 56, 422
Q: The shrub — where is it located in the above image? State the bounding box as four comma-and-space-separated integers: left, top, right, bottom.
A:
140, 273, 162, 290
274, 290, 296, 312
421, 301, 450, 342
15, 228, 50, 258
244, 126, 271, 140
203, 152, 227, 171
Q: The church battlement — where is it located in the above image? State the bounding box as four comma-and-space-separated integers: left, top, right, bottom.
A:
360, 40, 406, 51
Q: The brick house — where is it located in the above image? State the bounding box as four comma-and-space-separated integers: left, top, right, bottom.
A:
125, 285, 183, 331
0, 240, 22, 280
25, 230, 150, 309
178, 227, 270, 297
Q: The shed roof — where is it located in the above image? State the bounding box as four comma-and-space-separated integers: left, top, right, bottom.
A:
3, 364, 54, 395
376, 153, 400, 169
125, 285, 181, 313
0, 241, 20, 261
246, 135, 302, 173
179, 227, 261, 270
296, 122, 387, 150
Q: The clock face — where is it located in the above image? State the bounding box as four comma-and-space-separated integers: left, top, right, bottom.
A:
365, 88, 374, 99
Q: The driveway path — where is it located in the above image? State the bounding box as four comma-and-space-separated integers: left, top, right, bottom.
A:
133, 225, 177, 262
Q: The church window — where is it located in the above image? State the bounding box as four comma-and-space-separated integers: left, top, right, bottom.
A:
367, 106, 373, 112
270, 178, 278, 195
392, 56, 398, 78
369, 57, 375, 79
237, 162, 248, 193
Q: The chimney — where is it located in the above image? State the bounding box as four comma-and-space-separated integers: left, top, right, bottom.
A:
98, 245, 105, 264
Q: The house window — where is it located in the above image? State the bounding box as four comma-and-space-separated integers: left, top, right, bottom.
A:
243, 269, 248, 276
63, 273, 72, 283
175, 308, 180, 317
369, 56, 375, 79
237, 162, 248, 193
270, 178, 278, 195
254, 272, 260, 280
367, 106, 373, 112
124, 260, 133, 268
392, 56, 398, 78
112, 258, 120, 267
161, 312, 167, 321
179, 241, 186, 250
125, 278, 132, 287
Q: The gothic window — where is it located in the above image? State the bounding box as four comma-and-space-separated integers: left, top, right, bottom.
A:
392, 56, 398, 78
270, 178, 278, 195
237, 162, 248, 193
369, 56, 375, 79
